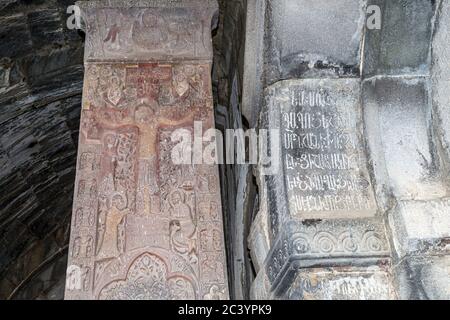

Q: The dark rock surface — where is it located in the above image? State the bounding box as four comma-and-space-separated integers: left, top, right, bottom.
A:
0, 0, 84, 300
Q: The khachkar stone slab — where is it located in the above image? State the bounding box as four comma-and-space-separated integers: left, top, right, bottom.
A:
274, 79, 377, 221
257, 79, 393, 299
65, 0, 229, 300
79, 0, 218, 62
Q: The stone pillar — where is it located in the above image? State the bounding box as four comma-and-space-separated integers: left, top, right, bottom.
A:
248, 0, 396, 300
362, 0, 450, 299
65, 0, 229, 300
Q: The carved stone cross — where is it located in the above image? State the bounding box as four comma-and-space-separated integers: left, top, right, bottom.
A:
65, 0, 229, 300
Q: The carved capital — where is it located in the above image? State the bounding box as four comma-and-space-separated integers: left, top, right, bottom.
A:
76, 0, 218, 62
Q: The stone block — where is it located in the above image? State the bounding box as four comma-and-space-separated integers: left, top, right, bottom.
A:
286, 266, 396, 300
266, 0, 365, 80
362, 77, 448, 201
363, 0, 435, 76
265, 218, 391, 289
431, 1, 450, 164
264, 79, 377, 222
390, 199, 450, 257
395, 255, 450, 300
248, 210, 270, 273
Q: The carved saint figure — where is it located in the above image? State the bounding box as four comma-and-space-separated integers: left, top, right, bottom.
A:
169, 190, 197, 262
81, 267, 90, 292
101, 134, 118, 191
201, 257, 224, 283
96, 196, 109, 255
167, 18, 192, 52
173, 72, 190, 98
86, 236, 94, 258
107, 76, 123, 106
132, 10, 168, 50
75, 208, 84, 227
97, 193, 128, 259
66, 265, 82, 291
73, 237, 81, 258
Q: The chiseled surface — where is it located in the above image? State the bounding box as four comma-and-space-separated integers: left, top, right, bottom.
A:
65, 0, 229, 300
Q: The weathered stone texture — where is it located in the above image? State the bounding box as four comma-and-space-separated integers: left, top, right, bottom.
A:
432, 0, 450, 165
287, 266, 395, 300
363, 0, 435, 77
265, 0, 365, 82
252, 78, 393, 300
271, 79, 377, 219
390, 199, 450, 258
395, 255, 450, 299
65, 1, 229, 300
362, 77, 448, 202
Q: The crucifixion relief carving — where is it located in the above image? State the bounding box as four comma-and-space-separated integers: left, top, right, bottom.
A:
65, 0, 228, 300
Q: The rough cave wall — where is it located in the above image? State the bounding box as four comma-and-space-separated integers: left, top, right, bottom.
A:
0, 0, 84, 299
0, 0, 249, 300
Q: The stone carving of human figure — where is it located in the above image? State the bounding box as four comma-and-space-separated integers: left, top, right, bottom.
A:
169, 190, 197, 262
173, 72, 190, 98
104, 23, 120, 44
88, 208, 95, 226
204, 285, 226, 300
96, 196, 108, 255
169, 278, 195, 300
75, 208, 84, 227
66, 265, 82, 291
201, 258, 224, 283
81, 267, 90, 292
107, 76, 122, 106
132, 10, 168, 50
97, 193, 128, 259
167, 18, 192, 52
73, 237, 81, 258
187, 66, 204, 100
103, 11, 124, 51
212, 229, 221, 251
101, 133, 118, 194
85, 236, 93, 258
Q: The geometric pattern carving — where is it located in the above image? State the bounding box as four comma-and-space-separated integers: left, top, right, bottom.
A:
65, 0, 228, 300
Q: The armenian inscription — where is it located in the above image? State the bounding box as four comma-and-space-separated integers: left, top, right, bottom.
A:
274, 79, 377, 219
65, 1, 228, 300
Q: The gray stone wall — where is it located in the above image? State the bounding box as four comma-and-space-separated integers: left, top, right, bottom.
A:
245, 0, 450, 300
213, 0, 253, 299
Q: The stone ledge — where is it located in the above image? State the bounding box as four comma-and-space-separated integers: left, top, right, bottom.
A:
264, 218, 391, 288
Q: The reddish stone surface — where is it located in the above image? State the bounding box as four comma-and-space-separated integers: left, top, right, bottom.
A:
65, 1, 228, 300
